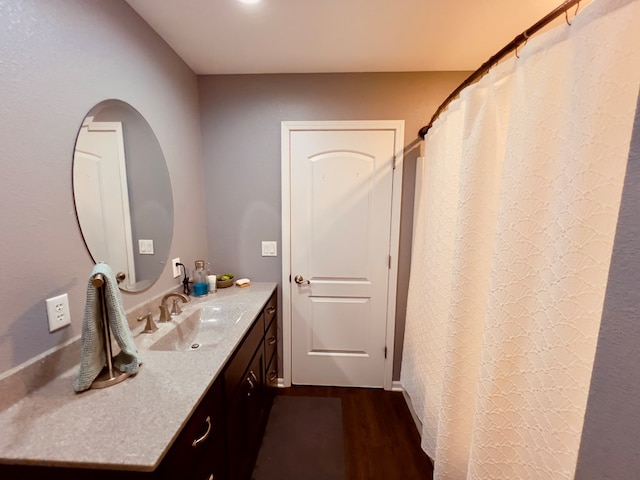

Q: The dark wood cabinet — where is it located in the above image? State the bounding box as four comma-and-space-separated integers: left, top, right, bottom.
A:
161, 289, 279, 480
225, 292, 277, 480
194, 289, 277, 480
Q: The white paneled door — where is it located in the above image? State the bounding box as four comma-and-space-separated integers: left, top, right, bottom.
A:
282, 121, 404, 389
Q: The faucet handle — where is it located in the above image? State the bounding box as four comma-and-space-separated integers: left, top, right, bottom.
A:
158, 304, 171, 323
170, 298, 183, 316
137, 312, 158, 333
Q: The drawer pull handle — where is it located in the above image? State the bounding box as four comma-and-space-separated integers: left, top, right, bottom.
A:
267, 306, 276, 315
269, 371, 277, 382
249, 370, 258, 383
268, 336, 277, 345
192, 416, 212, 448
247, 377, 255, 396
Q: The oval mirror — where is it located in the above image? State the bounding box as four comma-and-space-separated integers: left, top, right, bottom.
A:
72, 99, 173, 292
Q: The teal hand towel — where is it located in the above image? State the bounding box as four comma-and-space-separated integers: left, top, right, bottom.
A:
73, 263, 142, 392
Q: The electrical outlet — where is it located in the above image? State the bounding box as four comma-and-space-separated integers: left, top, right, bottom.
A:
172, 257, 181, 278
46, 293, 71, 332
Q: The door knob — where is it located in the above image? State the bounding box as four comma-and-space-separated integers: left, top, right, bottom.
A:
294, 275, 310, 285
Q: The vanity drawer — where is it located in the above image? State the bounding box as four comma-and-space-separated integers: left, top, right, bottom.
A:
266, 352, 278, 389
264, 317, 277, 367
263, 293, 276, 331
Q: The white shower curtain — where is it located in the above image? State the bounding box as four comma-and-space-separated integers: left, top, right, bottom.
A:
401, 0, 640, 478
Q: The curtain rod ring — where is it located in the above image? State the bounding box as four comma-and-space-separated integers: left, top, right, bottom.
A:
516, 34, 529, 59
566, 1, 580, 26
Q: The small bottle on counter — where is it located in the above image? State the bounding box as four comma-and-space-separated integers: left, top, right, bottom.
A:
192, 260, 209, 297
208, 274, 217, 293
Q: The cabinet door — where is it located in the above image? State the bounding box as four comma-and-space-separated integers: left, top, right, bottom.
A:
226, 347, 266, 480
226, 387, 244, 480
245, 347, 266, 450
191, 421, 227, 480
224, 314, 264, 401
160, 379, 224, 479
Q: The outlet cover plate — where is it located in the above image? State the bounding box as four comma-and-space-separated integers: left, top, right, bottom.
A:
46, 293, 71, 332
172, 258, 181, 278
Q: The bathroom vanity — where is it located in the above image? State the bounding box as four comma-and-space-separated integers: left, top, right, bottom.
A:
0, 283, 278, 480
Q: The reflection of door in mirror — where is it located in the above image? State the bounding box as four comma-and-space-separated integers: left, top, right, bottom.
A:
73, 117, 136, 289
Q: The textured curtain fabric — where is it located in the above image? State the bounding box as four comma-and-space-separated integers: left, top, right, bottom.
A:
401, 0, 640, 478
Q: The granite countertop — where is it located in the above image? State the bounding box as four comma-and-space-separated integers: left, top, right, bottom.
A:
0, 282, 277, 472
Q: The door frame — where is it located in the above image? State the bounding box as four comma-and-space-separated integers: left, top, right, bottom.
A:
281, 120, 405, 391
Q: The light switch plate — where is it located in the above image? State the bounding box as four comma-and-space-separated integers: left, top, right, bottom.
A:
261, 241, 277, 257
139, 239, 154, 255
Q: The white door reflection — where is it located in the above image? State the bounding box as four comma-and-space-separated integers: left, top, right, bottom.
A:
73, 118, 136, 289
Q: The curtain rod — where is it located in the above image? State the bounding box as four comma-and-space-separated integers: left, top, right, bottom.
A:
418, 0, 581, 139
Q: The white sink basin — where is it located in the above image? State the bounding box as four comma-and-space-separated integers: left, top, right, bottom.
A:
149, 305, 246, 352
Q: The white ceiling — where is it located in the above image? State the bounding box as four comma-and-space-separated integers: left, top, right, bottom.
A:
124, 0, 579, 75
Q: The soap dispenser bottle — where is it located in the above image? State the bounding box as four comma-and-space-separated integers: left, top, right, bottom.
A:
192, 260, 209, 297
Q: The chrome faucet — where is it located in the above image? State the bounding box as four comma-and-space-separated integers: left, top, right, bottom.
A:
159, 293, 189, 323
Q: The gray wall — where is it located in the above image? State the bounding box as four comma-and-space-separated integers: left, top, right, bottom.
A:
574, 94, 640, 478
197, 72, 469, 379
0, 0, 207, 376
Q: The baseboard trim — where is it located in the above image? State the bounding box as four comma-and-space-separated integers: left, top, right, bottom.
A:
391, 380, 404, 392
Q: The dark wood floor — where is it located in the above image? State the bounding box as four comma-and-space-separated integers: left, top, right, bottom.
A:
277, 386, 434, 480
